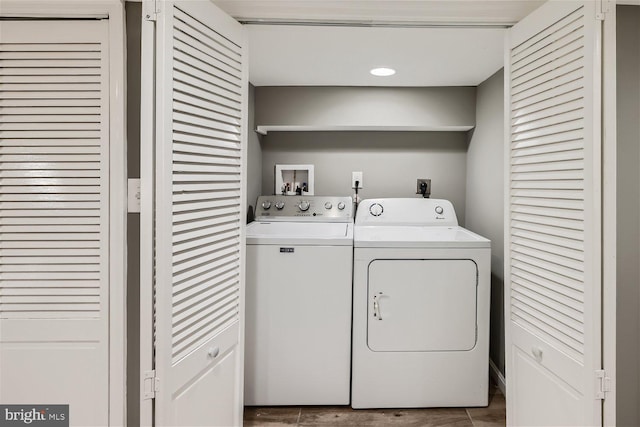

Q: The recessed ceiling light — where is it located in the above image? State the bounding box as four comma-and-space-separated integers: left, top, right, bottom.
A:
370, 67, 396, 77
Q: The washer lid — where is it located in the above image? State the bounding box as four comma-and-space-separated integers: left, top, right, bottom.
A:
247, 221, 354, 246
354, 225, 490, 248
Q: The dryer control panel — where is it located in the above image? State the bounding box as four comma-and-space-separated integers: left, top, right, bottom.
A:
356, 198, 459, 227
255, 195, 353, 222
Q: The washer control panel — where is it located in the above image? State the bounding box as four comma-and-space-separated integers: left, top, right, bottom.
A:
255, 195, 353, 222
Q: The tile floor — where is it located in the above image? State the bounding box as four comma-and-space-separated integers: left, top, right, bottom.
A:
244, 384, 505, 426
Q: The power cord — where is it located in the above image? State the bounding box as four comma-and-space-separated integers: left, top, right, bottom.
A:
353, 180, 360, 214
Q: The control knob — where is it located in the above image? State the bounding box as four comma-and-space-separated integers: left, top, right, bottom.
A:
261, 201, 272, 210
369, 203, 383, 216
337, 202, 346, 210
275, 201, 285, 210
435, 206, 444, 215
298, 201, 310, 211
324, 202, 333, 210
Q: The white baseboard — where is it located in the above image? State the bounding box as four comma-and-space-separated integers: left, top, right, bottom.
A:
489, 358, 506, 396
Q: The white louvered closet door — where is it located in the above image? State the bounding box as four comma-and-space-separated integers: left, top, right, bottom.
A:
151, 1, 247, 425
0, 20, 110, 425
505, 2, 605, 426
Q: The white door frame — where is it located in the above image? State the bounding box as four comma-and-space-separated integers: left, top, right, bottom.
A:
139, 1, 155, 426
0, 1, 127, 425
602, 1, 617, 426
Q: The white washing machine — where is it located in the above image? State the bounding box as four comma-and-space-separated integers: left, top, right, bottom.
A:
245, 195, 353, 406
351, 198, 491, 408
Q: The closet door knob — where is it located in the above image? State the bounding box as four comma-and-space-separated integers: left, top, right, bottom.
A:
208, 346, 220, 359
531, 347, 543, 363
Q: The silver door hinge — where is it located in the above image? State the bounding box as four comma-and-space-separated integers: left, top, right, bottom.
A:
143, 370, 160, 400
596, 0, 612, 21
595, 369, 610, 399
144, 0, 158, 22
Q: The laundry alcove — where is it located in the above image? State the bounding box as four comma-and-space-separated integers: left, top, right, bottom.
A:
3, 1, 640, 424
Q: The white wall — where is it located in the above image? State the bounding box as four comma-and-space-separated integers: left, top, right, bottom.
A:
255, 86, 476, 130
260, 131, 469, 224
616, 5, 640, 426
464, 69, 505, 378
255, 86, 476, 223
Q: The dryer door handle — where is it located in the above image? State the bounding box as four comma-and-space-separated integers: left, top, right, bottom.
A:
373, 294, 383, 320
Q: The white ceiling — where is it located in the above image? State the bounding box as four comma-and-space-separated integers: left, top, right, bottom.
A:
214, 1, 546, 87
245, 25, 506, 87
215, 1, 546, 25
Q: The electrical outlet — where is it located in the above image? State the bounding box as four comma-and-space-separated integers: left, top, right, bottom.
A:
416, 179, 431, 196
352, 171, 363, 189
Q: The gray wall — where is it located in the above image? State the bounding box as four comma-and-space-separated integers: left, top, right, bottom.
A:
255, 86, 476, 130
125, 2, 141, 426
247, 84, 263, 218
464, 69, 505, 377
617, 6, 640, 427
260, 131, 469, 225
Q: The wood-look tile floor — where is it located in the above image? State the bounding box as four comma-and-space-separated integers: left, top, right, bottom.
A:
244, 384, 505, 426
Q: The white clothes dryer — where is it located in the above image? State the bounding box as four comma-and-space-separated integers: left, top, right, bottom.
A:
351, 198, 491, 408
245, 195, 353, 406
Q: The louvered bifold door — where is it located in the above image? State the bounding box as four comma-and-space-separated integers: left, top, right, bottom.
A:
505, 2, 603, 426
152, 1, 248, 426
0, 20, 110, 425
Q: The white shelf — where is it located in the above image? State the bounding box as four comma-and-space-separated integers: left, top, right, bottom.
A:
255, 125, 474, 135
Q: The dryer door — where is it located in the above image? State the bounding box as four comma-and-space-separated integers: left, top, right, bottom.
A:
367, 259, 477, 352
